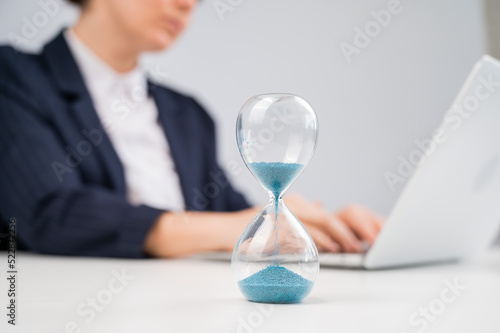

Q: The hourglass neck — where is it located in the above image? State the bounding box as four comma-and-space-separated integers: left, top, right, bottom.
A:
268, 193, 284, 205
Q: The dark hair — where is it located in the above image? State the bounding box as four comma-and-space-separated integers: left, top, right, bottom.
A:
67, 0, 87, 6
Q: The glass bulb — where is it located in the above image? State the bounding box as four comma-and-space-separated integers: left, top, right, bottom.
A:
232, 93, 319, 303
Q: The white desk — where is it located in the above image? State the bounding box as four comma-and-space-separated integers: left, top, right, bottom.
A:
1, 249, 499, 333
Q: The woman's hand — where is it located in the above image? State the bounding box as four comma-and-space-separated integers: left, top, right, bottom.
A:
285, 194, 384, 253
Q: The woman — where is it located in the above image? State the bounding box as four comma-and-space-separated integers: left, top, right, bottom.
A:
0, 0, 382, 257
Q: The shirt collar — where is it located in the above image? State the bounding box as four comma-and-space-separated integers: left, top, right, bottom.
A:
64, 28, 147, 102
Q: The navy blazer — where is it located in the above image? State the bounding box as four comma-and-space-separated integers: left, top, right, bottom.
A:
0, 31, 249, 257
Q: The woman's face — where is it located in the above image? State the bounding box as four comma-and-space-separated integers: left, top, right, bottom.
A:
101, 0, 198, 51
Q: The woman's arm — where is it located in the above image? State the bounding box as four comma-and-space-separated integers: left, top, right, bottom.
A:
144, 196, 384, 257
144, 208, 259, 257
0, 81, 165, 258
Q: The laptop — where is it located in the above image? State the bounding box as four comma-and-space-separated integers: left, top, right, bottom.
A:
198, 55, 500, 269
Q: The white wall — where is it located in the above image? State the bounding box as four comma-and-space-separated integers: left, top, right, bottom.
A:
0, 0, 487, 214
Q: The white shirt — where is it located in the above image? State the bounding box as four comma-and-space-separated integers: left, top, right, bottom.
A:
64, 29, 185, 211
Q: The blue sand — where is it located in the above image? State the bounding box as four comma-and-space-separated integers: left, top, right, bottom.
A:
248, 162, 304, 267
237, 266, 313, 303
247, 162, 304, 199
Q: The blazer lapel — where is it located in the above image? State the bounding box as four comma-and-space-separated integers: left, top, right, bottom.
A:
149, 83, 196, 209
41, 31, 126, 193
69, 96, 126, 192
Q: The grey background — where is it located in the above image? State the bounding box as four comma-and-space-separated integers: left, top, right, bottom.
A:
0, 0, 495, 217
485, 0, 500, 58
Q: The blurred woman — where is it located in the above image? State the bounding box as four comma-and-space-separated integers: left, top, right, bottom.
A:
0, 0, 382, 257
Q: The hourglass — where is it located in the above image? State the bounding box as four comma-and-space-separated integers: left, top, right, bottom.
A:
232, 93, 319, 303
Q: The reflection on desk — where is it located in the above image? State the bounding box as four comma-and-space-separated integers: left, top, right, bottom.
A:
1, 248, 499, 333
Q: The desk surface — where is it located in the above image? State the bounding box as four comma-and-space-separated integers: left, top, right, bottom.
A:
2, 249, 499, 333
